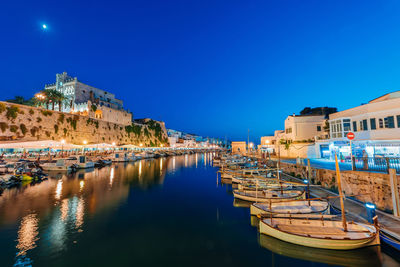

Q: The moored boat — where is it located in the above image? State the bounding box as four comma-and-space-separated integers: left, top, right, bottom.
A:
233, 189, 304, 202
250, 200, 329, 216
259, 217, 380, 250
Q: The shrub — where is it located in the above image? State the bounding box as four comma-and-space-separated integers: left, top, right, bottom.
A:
91, 104, 97, 112
20, 124, 27, 135
6, 105, 20, 121
36, 117, 42, 123
29, 109, 34, 115
58, 113, 65, 123
0, 122, 8, 132
54, 124, 59, 134
10, 125, 18, 133
67, 116, 78, 130
0, 102, 6, 114
63, 128, 67, 135
45, 131, 51, 137
30, 127, 38, 137
41, 110, 53, 116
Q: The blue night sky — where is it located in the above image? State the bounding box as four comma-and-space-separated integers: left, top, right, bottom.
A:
1, 0, 400, 143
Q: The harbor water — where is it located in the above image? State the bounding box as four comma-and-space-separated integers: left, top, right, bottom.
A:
0, 153, 399, 266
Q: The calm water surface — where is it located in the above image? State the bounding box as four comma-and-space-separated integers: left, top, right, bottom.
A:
0, 153, 399, 266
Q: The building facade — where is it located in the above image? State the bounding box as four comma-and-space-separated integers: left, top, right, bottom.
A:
43, 72, 132, 125
323, 91, 400, 159
231, 141, 246, 155
282, 114, 327, 142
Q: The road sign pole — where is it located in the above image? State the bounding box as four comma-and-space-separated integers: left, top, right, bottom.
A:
350, 140, 353, 170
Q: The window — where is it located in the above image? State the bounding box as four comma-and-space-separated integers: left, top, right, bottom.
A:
387, 116, 395, 128
370, 118, 376, 130
359, 121, 363, 131
379, 118, 384, 128
343, 119, 351, 132
285, 127, 292, 134
362, 119, 368, 131
397, 115, 400, 128
317, 126, 321, 131
353, 121, 357, 132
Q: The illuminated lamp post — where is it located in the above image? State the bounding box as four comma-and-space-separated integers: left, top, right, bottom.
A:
82, 140, 87, 155
61, 139, 65, 157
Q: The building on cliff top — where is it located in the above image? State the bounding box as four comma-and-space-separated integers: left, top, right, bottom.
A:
43, 72, 132, 125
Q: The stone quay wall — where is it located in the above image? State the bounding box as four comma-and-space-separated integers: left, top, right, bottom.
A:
0, 101, 169, 146
280, 162, 400, 212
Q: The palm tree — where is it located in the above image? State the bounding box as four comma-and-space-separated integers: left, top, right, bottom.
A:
53, 90, 66, 112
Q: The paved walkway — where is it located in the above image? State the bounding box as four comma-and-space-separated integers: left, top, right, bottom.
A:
283, 173, 400, 241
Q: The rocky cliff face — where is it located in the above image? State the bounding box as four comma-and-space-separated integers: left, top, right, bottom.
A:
0, 101, 169, 146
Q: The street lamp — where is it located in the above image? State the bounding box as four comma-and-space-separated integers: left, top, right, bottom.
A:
82, 140, 87, 155
112, 142, 116, 153
61, 139, 65, 157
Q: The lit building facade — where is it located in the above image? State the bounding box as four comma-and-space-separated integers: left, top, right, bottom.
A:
43, 72, 132, 125
322, 91, 400, 159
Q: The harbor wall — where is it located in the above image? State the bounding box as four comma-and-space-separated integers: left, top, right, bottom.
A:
0, 101, 169, 146
280, 162, 400, 212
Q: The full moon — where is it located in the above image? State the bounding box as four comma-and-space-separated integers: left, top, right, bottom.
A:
42, 24, 47, 29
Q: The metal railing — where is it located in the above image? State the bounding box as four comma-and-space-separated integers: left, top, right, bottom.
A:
353, 157, 400, 174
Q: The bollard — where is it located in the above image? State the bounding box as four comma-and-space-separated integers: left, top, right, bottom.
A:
389, 168, 400, 217
365, 203, 376, 223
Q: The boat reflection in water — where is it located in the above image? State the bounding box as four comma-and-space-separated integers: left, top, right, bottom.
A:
0, 156, 197, 266
258, 231, 383, 267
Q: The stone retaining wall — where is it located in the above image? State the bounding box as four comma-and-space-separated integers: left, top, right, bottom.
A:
281, 162, 399, 212
0, 101, 169, 146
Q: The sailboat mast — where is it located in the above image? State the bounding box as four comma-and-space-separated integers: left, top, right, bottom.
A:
335, 153, 347, 232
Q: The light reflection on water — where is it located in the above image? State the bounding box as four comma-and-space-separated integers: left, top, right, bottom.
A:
16, 213, 39, 256
0, 154, 397, 266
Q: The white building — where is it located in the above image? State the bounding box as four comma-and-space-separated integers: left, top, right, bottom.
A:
43, 72, 132, 125
259, 136, 276, 153
324, 91, 400, 158
282, 114, 327, 142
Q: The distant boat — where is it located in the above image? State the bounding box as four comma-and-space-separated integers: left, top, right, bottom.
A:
233, 189, 304, 202
250, 200, 329, 216
41, 159, 74, 172
66, 156, 95, 169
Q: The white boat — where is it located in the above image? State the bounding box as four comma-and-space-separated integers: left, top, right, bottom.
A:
233, 189, 304, 202
111, 153, 131, 162
41, 159, 74, 172
66, 156, 95, 169
259, 217, 379, 250
250, 200, 329, 216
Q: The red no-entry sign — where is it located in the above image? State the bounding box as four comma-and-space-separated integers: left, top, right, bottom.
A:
347, 132, 355, 140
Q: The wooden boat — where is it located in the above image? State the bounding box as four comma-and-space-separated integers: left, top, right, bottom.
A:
259, 217, 379, 250
257, 154, 380, 250
250, 200, 329, 216
233, 189, 304, 202
259, 233, 382, 266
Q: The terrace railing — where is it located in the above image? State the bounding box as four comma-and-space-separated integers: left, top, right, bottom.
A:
353, 157, 400, 174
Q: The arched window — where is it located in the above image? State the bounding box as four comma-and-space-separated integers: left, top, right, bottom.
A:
95, 110, 103, 119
